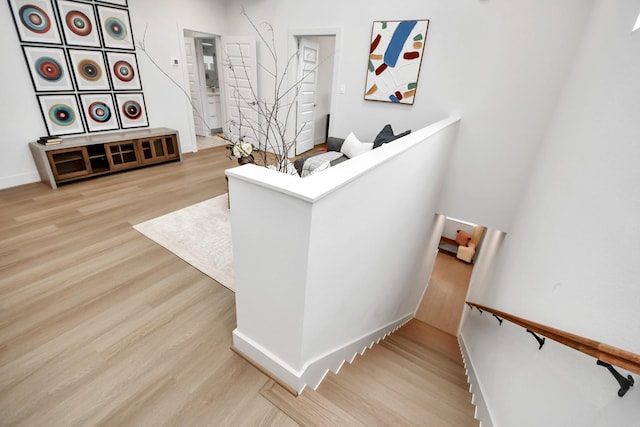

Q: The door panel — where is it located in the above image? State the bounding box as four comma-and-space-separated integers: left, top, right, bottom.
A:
220, 37, 258, 147
296, 38, 319, 155
185, 37, 207, 136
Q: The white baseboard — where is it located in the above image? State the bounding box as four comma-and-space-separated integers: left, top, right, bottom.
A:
459, 333, 494, 427
0, 171, 41, 190
233, 313, 413, 394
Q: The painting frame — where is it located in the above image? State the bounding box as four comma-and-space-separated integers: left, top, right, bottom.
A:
79, 93, 120, 132
95, 0, 127, 6
105, 51, 141, 90
56, 0, 102, 48
37, 93, 86, 136
67, 49, 111, 91
364, 19, 430, 105
8, 0, 63, 45
22, 45, 74, 92
96, 5, 134, 50
114, 92, 148, 129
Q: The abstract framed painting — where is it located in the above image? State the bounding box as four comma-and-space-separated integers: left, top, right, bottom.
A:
96, 5, 134, 50
79, 93, 119, 132
22, 45, 74, 92
115, 93, 148, 129
56, 0, 101, 48
364, 20, 430, 105
105, 51, 141, 90
37, 94, 85, 136
8, 0, 62, 44
68, 49, 110, 91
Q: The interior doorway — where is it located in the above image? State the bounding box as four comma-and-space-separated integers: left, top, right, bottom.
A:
183, 29, 226, 151
295, 35, 335, 155
292, 31, 338, 156
415, 216, 504, 335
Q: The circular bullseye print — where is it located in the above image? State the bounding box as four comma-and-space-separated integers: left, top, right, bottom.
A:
77, 59, 101, 81
65, 10, 92, 37
104, 17, 127, 40
49, 104, 76, 127
19, 4, 51, 34
122, 100, 142, 120
113, 60, 134, 82
35, 57, 62, 81
88, 101, 111, 123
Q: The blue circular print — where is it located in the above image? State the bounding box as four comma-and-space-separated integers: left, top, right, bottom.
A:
88, 101, 111, 123
19, 4, 51, 34
49, 104, 76, 127
104, 17, 127, 40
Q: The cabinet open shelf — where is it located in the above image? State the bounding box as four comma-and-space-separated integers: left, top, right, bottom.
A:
30, 128, 181, 189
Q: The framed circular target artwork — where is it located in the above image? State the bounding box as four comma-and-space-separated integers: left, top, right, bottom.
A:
105, 51, 141, 90
115, 93, 148, 128
8, 0, 62, 45
96, 5, 134, 50
22, 46, 74, 92
37, 94, 85, 136
68, 49, 110, 91
56, 0, 101, 48
79, 93, 119, 132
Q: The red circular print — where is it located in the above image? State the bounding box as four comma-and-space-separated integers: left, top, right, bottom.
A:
113, 60, 134, 82
65, 10, 92, 37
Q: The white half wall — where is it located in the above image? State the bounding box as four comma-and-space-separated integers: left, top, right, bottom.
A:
461, 0, 640, 425
227, 116, 460, 392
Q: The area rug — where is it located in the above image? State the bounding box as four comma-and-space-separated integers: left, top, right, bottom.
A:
133, 193, 234, 291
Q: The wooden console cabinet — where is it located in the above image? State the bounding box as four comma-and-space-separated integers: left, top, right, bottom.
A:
30, 128, 181, 189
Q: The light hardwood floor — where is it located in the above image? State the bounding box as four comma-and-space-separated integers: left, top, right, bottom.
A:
1, 147, 477, 426
415, 251, 474, 335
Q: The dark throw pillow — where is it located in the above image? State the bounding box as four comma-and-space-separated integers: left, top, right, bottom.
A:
373, 124, 411, 148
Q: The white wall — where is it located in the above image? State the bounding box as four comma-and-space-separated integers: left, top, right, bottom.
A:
441, 217, 474, 240
2, 0, 595, 234
225, 0, 594, 231
228, 117, 460, 392
461, 0, 640, 425
0, 0, 228, 189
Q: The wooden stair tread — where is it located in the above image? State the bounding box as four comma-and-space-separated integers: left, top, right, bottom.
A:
261, 321, 478, 427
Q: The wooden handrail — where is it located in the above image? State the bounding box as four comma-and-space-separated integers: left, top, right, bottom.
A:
466, 302, 640, 376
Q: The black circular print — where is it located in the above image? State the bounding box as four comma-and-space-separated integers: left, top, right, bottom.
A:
122, 100, 142, 120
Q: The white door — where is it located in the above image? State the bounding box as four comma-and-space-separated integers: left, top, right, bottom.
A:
184, 37, 207, 136
295, 38, 319, 155
220, 36, 258, 147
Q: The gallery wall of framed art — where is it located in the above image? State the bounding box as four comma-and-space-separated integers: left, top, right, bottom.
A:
8, 0, 148, 136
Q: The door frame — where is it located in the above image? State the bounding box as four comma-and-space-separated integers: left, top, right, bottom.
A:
287, 28, 341, 156
181, 28, 220, 152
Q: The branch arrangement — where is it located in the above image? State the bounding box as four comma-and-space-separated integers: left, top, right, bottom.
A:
222, 7, 321, 173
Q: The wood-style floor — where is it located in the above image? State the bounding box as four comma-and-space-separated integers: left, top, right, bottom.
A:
414, 251, 474, 335
0, 145, 477, 426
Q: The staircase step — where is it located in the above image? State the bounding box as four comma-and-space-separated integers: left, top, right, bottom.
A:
261, 321, 478, 426
260, 380, 365, 427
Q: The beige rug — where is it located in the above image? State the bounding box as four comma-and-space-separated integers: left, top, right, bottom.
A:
133, 193, 234, 291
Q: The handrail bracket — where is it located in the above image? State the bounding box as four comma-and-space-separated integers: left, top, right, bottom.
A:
597, 360, 635, 397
